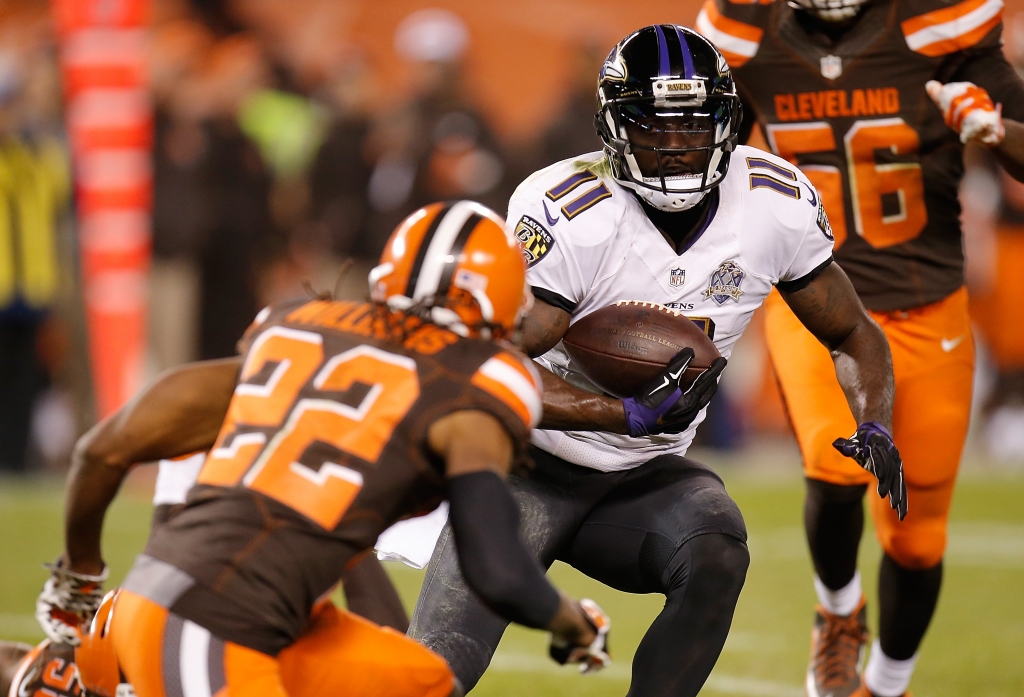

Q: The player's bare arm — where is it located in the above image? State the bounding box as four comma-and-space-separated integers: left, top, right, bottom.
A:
64, 357, 240, 575
779, 263, 894, 429
36, 358, 240, 645
428, 409, 606, 658
517, 300, 628, 433
994, 120, 1024, 181
782, 262, 907, 519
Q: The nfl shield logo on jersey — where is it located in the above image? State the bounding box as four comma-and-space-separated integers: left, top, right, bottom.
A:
669, 268, 686, 287
820, 55, 842, 79
703, 261, 745, 305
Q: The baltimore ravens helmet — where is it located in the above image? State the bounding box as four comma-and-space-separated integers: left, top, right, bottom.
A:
597, 25, 742, 211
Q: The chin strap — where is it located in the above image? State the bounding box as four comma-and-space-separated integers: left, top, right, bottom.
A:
633, 185, 708, 212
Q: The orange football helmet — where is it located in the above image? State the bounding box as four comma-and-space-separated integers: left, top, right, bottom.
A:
75, 590, 122, 697
369, 201, 531, 339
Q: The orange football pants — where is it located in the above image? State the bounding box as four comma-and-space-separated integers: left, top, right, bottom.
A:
764, 286, 974, 569
110, 590, 454, 697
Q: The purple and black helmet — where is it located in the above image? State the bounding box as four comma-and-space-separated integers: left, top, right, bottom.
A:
596, 24, 742, 212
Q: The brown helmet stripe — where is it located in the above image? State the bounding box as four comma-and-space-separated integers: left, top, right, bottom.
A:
435, 212, 484, 297
405, 202, 453, 296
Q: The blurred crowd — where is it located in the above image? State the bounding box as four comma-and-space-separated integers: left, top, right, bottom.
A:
145, 1, 605, 363
1, 0, 1024, 472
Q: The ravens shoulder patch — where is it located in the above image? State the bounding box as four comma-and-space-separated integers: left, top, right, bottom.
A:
514, 215, 554, 267
815, 199, 834, 241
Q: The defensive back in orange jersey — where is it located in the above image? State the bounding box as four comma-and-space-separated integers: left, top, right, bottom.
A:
134, 294, 541, 657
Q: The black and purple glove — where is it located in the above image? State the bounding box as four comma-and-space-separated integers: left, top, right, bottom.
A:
833, 422, 908, 520
622, 349, 727, 437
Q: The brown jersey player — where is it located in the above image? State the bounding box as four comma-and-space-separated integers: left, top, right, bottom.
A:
2, 640, 80, 697
72, 201, 610, 697
36, 347, 409, 645
697, 0, 1024, 695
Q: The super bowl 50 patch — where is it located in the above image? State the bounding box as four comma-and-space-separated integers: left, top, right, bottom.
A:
816, 199, 834, 241
703, 260, 745, 305
514, 215, 554, 267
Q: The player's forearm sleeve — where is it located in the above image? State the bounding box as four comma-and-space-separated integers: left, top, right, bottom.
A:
447, 471, 561, 629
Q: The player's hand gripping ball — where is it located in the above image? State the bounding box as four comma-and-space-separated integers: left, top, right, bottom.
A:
562, 301, 721, 398
621, 349, 727, 437
35, 558, 109, 645
833, 422, 908, 520
926, 80, 1004, 146
549, 599, 612, 674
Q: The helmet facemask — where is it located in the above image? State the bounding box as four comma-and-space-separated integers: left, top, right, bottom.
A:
596, 25, 742, 212
600, 96, 740, 212
788, 0, 869, 22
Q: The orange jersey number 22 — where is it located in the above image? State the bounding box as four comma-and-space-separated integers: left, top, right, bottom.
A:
199, 327, 420, 529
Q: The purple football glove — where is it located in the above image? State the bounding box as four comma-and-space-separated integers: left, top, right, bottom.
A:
622, 349, 727, 437
833, 422, 908, 520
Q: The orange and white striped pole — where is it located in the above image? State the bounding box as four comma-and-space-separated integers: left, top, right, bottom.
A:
52, 0, 152, 417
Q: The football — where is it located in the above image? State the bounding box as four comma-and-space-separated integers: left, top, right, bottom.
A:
562, 300, 721, 398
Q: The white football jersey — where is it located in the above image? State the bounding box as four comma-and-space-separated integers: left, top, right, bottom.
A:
153, 453, 206, 506
510, 146, 834, 472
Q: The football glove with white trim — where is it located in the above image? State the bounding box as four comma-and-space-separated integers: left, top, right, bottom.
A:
926, 80, 1004, 146
35, 558, 108, 645
549, 599, 611, 674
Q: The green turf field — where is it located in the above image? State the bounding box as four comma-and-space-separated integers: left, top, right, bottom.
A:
2, 453, 1022, 696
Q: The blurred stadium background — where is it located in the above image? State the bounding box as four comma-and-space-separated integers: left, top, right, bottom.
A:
0, 0, 1022, 695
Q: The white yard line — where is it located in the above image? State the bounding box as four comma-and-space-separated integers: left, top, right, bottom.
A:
704, 675, 804, 697
748, 523, 1024, 568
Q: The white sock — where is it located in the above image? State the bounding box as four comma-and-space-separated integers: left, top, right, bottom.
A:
813, 571, 863, 616
863, 639, 916, 697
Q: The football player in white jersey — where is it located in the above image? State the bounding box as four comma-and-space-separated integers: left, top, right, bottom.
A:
409, 25, 906, 696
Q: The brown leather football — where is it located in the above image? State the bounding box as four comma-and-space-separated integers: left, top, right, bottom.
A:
562, 300, 721, 398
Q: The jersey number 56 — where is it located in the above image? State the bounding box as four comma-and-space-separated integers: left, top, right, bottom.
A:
767, 118, 927, 249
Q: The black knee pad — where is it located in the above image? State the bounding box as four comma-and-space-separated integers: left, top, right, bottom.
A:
662, 532, 750, 600
634, 473, 748, 594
